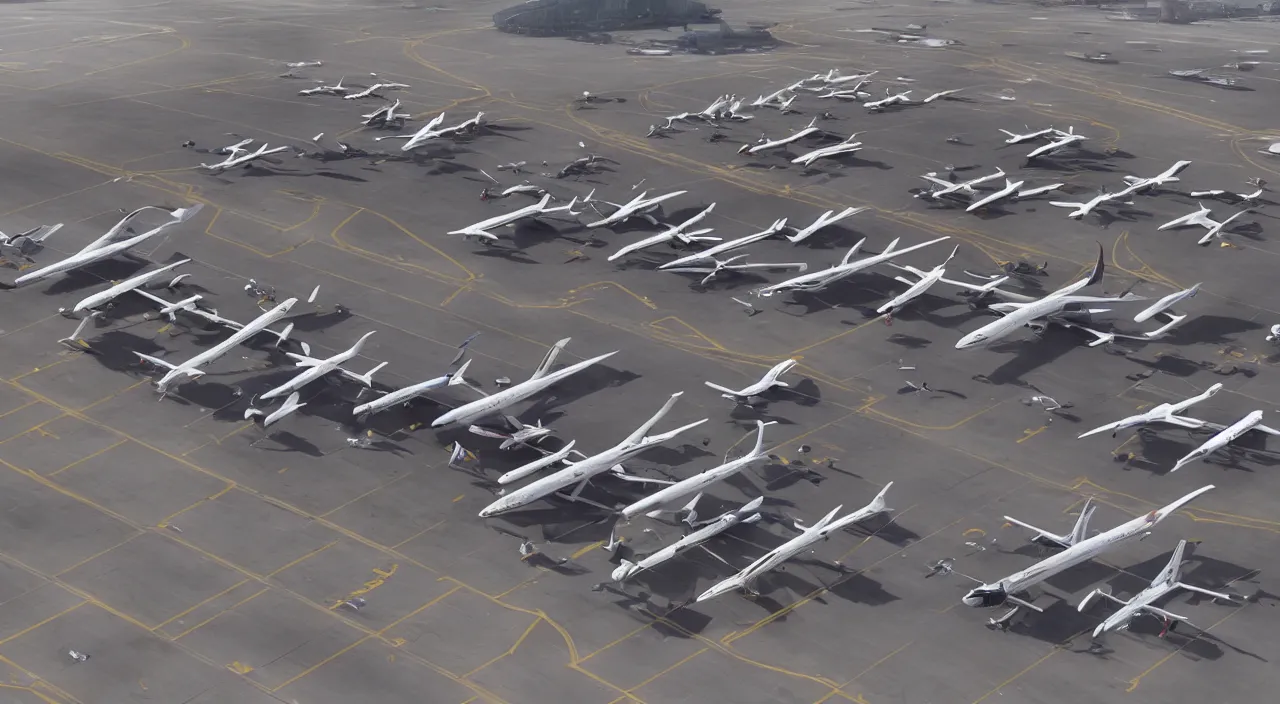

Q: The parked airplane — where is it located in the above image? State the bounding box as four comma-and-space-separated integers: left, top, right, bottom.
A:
705, 359, 796, 403
1078, 383, 1223, 439
784, 207, 865, 244
921, 88, 963, 103
753, 236, 950, 297
361, 100, 412, 127
957, 485, 1214, 627
917, 168, 1006, 201
14, 205, 204, 287
584, 190, 687, 229
135, 297, 299, 394
1157, 204, 1251, 245
470, 417, 557, 451
1079, 539, 1235, 639
376, 112, 446, 146
1188, 187, 1264, 205
200, 144, 291, 172
619, 421, 773, 522
750, 80, 805, 108
739, 118, 821, 155
1004, 498, 1097, 550
815, 85, 871, 101
448, 193, 581, 241
260, 331, 386, 401
658, 219, 789, 270
791, 137, 864, 167
299, 77, 349, 96
1118, 160, 1193, 196
998, 126, 1059, 144
1049, 192, 1120, 220
955, 244, 1146, 349
608, 204, 719, 261
664, 254, 807, 286
876, 245, 958, 315
965, 178, 1026, 212
245, 391, 306, 429
864, 89, 912, 111
696, 483, 893, 602
343, 81, 410, 100
1172, 410, 1280, 472
613, 498, 765, 582
478, 392, 706, 517
1026, 127, 1087, 159
352, 363, 465, 419
61, 258, 190, 320
431, 338, 617, 428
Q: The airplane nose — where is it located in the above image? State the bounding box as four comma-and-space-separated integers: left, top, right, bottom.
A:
961, 592, 984, 607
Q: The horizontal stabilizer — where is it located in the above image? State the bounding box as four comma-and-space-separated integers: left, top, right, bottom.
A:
134, 352, 178, 370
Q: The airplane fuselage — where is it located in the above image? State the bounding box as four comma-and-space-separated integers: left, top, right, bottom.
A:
353, 375, 451, 417
431, 351, 617, 428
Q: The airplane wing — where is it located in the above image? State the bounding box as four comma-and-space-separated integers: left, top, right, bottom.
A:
1002, 516, 1065, 544
1252, 424, 1280, 436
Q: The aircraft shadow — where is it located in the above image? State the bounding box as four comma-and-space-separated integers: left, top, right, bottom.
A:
39, 256, 151, 296
1162, 315, 1263, 346
980, 328, 1082, 385
533, 364, 642, 412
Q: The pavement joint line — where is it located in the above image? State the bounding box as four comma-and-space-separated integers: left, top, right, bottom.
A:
47, 438, 129, 477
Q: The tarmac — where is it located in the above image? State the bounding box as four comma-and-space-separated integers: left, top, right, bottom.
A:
0, 0, 1278, 702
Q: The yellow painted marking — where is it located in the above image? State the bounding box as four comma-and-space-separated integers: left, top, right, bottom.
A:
330, 563, 399, 609
570, 541, 604, 560
49, 438, 128, 476
1017, 426, 1048, 443
972, 647, 1062, 703
267, 542, 337, 578
0, 601, 87, 646
962, 528, 986, 538
452, 494, 465, 502
228, 661, 253, 675
153, 579, 251, 631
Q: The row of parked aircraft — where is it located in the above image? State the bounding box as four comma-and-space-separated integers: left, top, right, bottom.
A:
1, 58, 1261, 643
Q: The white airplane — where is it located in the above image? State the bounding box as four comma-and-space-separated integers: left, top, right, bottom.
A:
664, 255, 807, 286
132, 286, 304, 350
723, 99, 753, 121
1026, 128, 1087, 159
245, 391, 306, 429
705, 359, 796, 403
693, 94, 732, 121
1078, 383, 1223, 439
612, 498, 765, 582
1128, 282, 1200, 341
921, 88, 963, 103
431, 339, 617, 429
965, 179, 1026, 212
1049, 192, 1121, 220
72, 204, 202, 258
14, 206, 204, 288
343, 82, 409, 100
882, 247, 1009, 317
696, 484, 894, 602
135, 298, 299, 394
260, 331, 386, 401
447, 193, 581, 241
494, 439, 581, 485
469, 417, 557, 451
584, 190, 687, 229
955, 245, 1146, 349
864, 90, 912, 111
958, 485, 1215, 625
375, 112, 446, 146
816, 86, 871, 101
280, 60, 322, 77
1188, 187, 1264, 205
298, 77, 349, 96
608, 204, 719, 261
658, 219, 789, 270
750, 81, 805, 108
477, 392, 707, 517
917, 168, 1006, 201
1079, 539, 1235, 639
1157, 204, 1251, 245
353, 367, 459, 419
1171, 410, 1280, 472
1004, 498, 1097, 550
619, 421, 773, 522
998, 126, 1060, 144
200, 144, 291, 172
361, 100, 412, 126
785, 207, 866, 244
808, 70, 877, 87
215, 138, 254, 157
738, 118, 821, 155
61, 258, 190, 319
791, 138, 864, 168
1118, 160, 1193, 196
753, 236, 950, 298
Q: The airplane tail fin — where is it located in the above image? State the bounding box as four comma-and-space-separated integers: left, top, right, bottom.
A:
1069, 498, 1096, 546
26, 223, 64, 243
530, 338, 571, 381
626, 392, 684, 445
840, 238, 868, 265
864, 481, 894, 516
1153, 539, 1188, 586
748, 419, 772, 457
999, 129, 1017, 137
134, 352, 178, 371
1085, 241, 1105, 287
880, 237, 902, 257
1002, 514, 1071, 548
448, 359, 475, 387
350, 361, 389, 388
